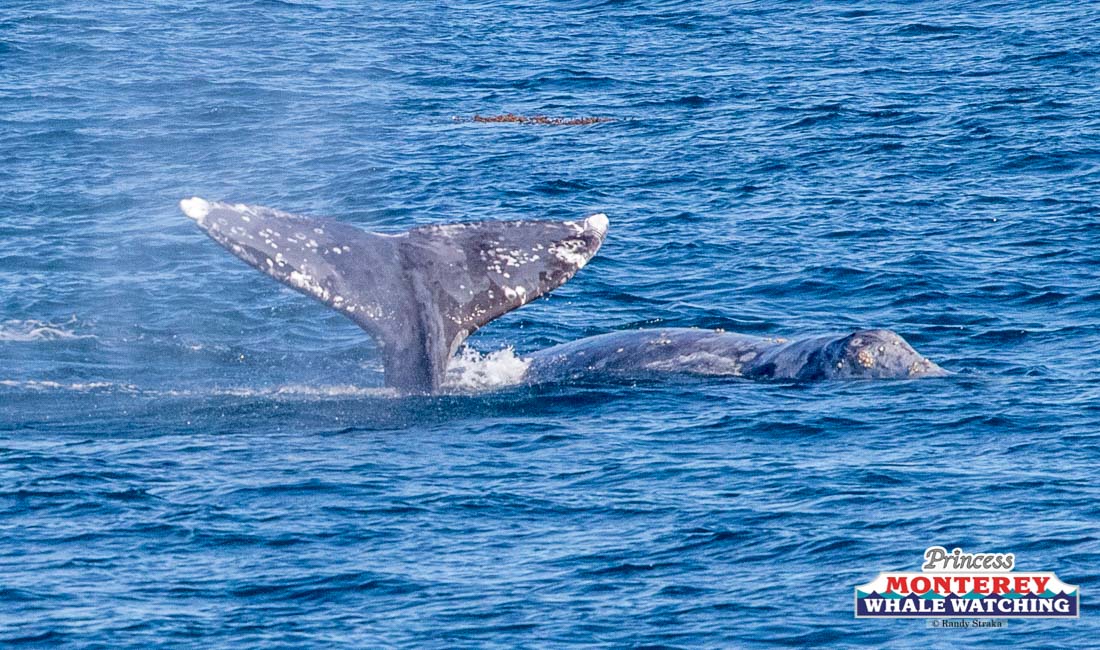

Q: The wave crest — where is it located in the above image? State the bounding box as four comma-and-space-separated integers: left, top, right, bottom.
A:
0, 318, 93, 342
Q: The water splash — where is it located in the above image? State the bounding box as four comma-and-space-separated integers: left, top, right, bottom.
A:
442, 346, 531, 393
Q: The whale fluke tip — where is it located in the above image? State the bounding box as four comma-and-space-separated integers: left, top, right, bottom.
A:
585, 213, 609, 236
180, 197, 211, 222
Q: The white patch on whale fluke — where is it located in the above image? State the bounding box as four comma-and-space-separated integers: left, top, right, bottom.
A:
584, 213, 609, 236
549, 213, 609, 269
287, 270, 330, 301
550, 240, 591, 269
180, 197, 211, 223
442, 346, 531, 393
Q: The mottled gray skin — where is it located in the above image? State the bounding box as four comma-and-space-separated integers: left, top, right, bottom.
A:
182, 198, 947, 393
527, 327, 947, 383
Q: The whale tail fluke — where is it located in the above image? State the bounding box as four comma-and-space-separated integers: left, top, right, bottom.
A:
181, 198, 607, 392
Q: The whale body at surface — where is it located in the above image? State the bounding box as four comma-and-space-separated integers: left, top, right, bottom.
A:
526, 327, 946, 383
181, 198, 947, 393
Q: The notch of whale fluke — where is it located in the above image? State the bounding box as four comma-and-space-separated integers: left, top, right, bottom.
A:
181, 198, 608, 393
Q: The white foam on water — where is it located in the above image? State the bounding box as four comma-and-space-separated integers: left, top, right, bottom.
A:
0, 318, 94, 342
442, 345, 531, 393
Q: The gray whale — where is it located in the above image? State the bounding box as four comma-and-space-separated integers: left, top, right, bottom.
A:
181, 198, 946, 393
527, 328, 945, 383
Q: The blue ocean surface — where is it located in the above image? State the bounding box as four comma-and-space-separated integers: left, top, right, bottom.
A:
2, 1, 1098, 647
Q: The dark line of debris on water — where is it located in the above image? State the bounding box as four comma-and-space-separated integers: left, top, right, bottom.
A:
454, 114, 615, 125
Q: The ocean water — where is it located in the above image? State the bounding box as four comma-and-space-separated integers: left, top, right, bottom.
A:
2, 1, 1098, 646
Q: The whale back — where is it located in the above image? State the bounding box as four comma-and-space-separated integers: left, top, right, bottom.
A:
743, 329, 947, 380
525, 327, 946, 382
181, 198, 607, 392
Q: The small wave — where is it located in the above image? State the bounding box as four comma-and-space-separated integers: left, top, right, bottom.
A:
0, 380, 395, 399
200, 384, 398, 399
0, 379, 132, 392
0, 318, 94, 342
0, 349, 529, 398
151, 384, 399, 399
889, 23, 976, 36
442, 346, 531, 393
